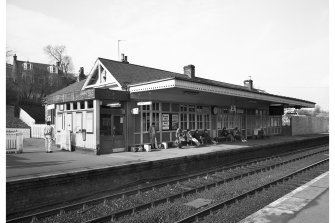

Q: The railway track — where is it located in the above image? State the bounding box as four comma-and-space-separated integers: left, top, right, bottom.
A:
7, 145, 328, 223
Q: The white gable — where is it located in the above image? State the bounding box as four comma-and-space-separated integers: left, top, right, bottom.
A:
82, 59, 123, 90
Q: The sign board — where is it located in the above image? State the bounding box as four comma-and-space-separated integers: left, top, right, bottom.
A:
107, 103, 121, 108
47, 104, 55, 110
131, 108, 139, 115
162, 114, 170, 130
171, 114, 179, 130
137, 101, 152, 106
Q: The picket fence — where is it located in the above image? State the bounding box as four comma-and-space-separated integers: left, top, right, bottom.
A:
6, 131, 23, 153
31, 124, 55, 138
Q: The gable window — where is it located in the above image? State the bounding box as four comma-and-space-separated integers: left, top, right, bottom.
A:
23, 62, 33, 70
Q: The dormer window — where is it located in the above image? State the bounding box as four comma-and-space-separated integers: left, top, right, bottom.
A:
49, 66, 57, 74
23, 62, 33, 70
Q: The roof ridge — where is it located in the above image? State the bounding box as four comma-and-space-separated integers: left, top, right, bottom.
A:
17, 60, 51, 66
98, 57, 185, 76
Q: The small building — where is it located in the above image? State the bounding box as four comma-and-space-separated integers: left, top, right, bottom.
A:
44, 55, 315, 154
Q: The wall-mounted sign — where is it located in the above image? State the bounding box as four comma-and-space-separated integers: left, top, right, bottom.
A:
230, 105, 236, 112
137, 101, 152, 106
162, 114, 170, 130
212, 106, 218, 115
131, 108, 139, 115
47, 104, 55, 110
237, 109, 244, 114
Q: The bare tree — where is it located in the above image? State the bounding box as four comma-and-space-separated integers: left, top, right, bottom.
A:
6, 47, 15, 63
43, 45, 74, 74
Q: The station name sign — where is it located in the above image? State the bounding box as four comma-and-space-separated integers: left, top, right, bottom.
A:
137, 101, 152, 106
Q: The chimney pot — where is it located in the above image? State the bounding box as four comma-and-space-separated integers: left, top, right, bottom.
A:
121, 53, 125, 62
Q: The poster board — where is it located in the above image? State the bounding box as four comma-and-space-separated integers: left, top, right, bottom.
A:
162, 114, 170, 130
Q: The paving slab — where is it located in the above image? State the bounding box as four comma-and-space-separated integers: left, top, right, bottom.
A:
239, 172, 329, 223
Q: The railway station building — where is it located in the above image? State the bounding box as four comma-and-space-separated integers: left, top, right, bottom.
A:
44, 56, 315, 154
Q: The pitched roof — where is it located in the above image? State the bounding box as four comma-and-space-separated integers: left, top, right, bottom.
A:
47, 79, 86, 97
98, 58, 188, 87
98, 58, 314, 105
99, 58, 264, 92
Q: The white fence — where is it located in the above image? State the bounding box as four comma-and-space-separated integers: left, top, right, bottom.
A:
6, 131, 23, 153
6, 128, 31, 139
31, 124, 55, 138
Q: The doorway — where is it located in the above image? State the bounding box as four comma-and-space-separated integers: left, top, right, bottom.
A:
100, 114, 125, 153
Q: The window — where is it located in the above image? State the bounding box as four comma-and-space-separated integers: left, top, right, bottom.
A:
88, 100, 94, 108
142, 112, 150, 132
73, 102, 78, 110
56, 114, 63, 132
180, 105, 188, 130
23, 62, 33, 70
79, 101, 85, 109
142, 105, 150, 111
197, 114, 203, 129
66, 103, 71, 110
75, 113, 82, 132
180, 113, 187, 130
86, 112, 94, 133
189, 113, 195, 130
152, 112, 159, 130
152, 102, 159, 111
204, 113, 210, 129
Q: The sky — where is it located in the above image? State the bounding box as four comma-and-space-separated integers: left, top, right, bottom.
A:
5, 0, 330, 110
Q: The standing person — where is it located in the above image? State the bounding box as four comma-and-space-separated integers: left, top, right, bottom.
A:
148, 123, 157, 149
44, 121, 54, 153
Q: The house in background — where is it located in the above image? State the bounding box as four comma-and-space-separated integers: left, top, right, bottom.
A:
6, 54, 77, 124
44, 54, 315, 155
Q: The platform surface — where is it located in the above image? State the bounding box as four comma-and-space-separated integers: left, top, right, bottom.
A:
6, 134, 327, 182
239, 172, 329, 223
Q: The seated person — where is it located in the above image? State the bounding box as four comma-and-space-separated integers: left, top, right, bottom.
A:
258, 128, 265, 139
218, 127, 231, 142
175, 127, 185, 148
202, 129, 217, 145
186, 129, 200, 146
192, 129, 203, 144
233, 127, 247, 142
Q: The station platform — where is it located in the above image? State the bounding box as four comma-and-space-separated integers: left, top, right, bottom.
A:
6, 134, 328, 182
239, 172, 329, 223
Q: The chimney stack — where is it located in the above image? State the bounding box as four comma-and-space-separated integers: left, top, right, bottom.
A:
121, 54, 129, 64
243, 78, 253, 90
183, 65, 195, 78
11, 54, 18, 81
77, 67, 85, 82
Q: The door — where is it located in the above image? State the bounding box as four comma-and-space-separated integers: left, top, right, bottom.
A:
100, 114, 125, 153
